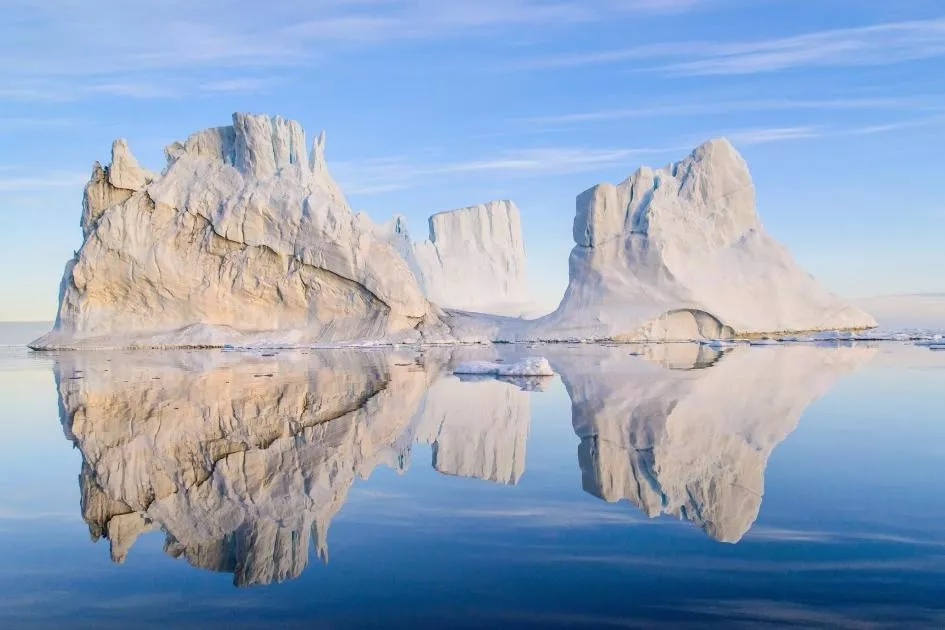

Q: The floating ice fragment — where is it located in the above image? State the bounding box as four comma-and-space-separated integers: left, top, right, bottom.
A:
748, 338, 780, 346
454, 357, 555, 377
701, 339, 736, 349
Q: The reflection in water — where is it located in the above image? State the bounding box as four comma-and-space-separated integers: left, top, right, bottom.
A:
414, 374, 531, 484
54, 344, 873, 586
60, 350, 428, 586
549, 345, 874, 542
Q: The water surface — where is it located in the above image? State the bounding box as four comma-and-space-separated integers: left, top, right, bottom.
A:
1, 337, 944, 628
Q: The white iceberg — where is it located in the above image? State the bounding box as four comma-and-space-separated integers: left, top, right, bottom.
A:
32, 113, 447, 350
31, 115, 875, 349
522, 139, 875, 342
454, 357, 555, 377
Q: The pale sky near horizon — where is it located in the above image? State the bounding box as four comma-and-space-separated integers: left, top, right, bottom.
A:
2, 0, 944, 321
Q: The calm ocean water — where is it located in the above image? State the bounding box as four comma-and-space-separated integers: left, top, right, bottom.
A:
1, 326, 944, 628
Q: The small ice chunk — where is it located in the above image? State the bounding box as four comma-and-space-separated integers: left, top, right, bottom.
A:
749, 338, 779, 346
701, 339, 737, 350
454, 357, 555, 377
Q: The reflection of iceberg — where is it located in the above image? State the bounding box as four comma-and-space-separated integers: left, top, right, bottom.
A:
61, 350, 427, 585
56, 348, 531, 586
413, 376, 530, 485
56, 343, 874, 585
550, 344, 875, 542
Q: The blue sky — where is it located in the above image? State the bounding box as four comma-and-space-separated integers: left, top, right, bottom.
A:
2, 0, 944, 320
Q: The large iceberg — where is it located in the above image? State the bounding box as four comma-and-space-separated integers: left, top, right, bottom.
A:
32, 113, 445, 349
527, 139, 875, 341
32, 114, 874, 348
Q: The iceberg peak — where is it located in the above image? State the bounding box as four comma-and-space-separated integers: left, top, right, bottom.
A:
310, 129, 327, 172
107, 138, 153, 191
231, 112, 306, 179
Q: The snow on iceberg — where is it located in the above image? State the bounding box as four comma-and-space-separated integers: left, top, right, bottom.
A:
454, 357, 555, 377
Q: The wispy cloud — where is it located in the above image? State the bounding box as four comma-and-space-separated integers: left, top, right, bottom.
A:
512, 17, 945, 74
508, 41, 700, 70
338, 108, 945, 195
698, 114, 945, 147
0, 0, 715, 101
433, 147, 664, 174
275, 0, 717, 45
335, 145, 678, 195
0, 76, 275, 103
200, 77, 274, 94
839, 113, 945, 135
526, 96, 944, 125
0, 116, 80, 130
339, 109, 945, 195
724, 126, 823, 144
670, 18, 945, 75
0, 172, 88, 192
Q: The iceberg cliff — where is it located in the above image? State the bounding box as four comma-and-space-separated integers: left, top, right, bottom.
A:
33, 113, 442, 349
381, 201, 532, 316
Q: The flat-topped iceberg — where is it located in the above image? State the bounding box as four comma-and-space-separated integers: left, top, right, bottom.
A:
382, 201, 534, 317
31, 114, 874, 349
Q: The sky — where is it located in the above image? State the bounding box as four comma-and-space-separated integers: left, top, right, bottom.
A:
1, 0, 944, 321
